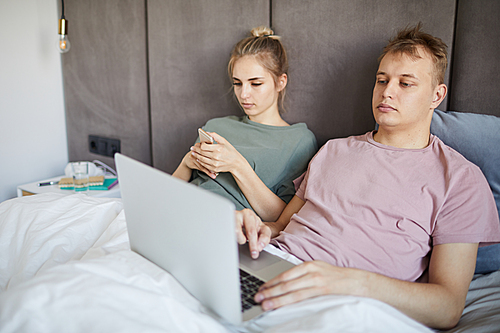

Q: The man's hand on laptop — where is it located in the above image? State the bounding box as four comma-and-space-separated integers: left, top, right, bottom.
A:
235, 209, 271, 259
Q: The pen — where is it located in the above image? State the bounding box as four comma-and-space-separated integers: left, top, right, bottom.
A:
38, 181, 59, 187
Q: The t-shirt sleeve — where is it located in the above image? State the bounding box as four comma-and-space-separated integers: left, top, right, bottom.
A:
293, 172, 306, 192
273, 131, 317, 203
432, 165, 500, 246
294, 170, 309, 201
293, 141, 332, 201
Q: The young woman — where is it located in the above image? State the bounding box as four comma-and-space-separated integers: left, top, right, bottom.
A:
173, 27, 317, 221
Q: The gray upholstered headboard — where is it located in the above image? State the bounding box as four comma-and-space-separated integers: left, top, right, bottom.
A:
61, 0, 500, 173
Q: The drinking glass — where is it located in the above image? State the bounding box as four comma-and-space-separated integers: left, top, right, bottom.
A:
71, 162, 89, 193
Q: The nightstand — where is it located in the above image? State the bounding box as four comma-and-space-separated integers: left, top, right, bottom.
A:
17, 176, 121, 198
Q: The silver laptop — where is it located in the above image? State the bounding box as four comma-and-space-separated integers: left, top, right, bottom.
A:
115, 153, 295, 325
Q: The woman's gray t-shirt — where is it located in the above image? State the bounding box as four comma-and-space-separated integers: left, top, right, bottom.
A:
190, 116, 317, 214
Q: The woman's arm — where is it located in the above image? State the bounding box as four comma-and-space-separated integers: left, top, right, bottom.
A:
192, 132, 290, 221
172, 151, 194, 181
231, 157, 287, 221
172, 144, 217, 181
264, 195, 305, 237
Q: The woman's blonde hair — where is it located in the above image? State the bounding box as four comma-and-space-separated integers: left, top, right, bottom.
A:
228, 26, 288, 112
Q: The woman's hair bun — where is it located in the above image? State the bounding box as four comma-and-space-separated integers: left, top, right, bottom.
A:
228, 25, 288, 112
251, 26, 274, 38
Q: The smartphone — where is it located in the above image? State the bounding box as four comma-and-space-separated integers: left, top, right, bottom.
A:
198, 128, 214, 144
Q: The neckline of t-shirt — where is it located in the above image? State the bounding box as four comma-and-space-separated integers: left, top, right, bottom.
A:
366, 131, 436, 152
242, 115, 305, 130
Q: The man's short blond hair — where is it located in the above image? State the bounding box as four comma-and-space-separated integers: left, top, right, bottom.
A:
379, 22, 448, 87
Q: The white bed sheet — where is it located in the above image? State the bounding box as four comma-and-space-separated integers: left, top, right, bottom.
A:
0, 193, 495, 333
442, 270, 500, 333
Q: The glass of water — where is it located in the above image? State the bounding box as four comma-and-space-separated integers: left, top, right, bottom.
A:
71, 162, 89, 193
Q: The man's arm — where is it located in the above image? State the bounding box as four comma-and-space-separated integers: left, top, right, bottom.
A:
255, 242, 477, 330
235, 195, 305, 258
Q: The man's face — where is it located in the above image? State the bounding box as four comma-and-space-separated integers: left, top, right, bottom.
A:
372, 48, 438, 132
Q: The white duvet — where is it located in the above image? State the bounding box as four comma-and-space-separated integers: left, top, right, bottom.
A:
0, 193, 497, 332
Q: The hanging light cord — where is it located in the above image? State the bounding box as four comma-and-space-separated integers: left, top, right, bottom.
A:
60, 0, 65, 20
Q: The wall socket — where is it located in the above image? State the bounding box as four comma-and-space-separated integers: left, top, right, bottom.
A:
89, 135, 121, 157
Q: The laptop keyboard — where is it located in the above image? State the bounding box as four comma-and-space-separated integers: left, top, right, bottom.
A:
240, 269, 265, 311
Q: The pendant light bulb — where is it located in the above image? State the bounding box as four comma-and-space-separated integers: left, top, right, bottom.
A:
57, 18, 71, 53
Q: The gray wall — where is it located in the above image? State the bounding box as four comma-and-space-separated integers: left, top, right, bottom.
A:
61, 0, 500, 173
449, 0, 500, 115
62, 0, 150, 167
272, 0, 455, 147
148, 0, 270, 172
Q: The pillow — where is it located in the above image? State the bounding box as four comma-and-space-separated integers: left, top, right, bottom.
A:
431, 109, 500, 274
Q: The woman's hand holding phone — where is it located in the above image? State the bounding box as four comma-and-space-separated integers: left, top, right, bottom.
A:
194, 128, 218, 178
198, 128, 214, 144
191, 130, 247, 179
179, 144, 215, 179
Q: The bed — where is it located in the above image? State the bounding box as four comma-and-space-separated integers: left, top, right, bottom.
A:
1, 111, 499, 333
0, 193, 432, 333
0, 194, 498, 333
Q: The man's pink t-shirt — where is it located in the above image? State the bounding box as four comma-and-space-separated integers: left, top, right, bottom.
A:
272, 132, 500, 281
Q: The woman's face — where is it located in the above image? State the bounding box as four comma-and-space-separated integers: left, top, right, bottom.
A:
232, 56, 285, 123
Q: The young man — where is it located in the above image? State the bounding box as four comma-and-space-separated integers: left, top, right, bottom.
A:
235, 24, 500, 330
